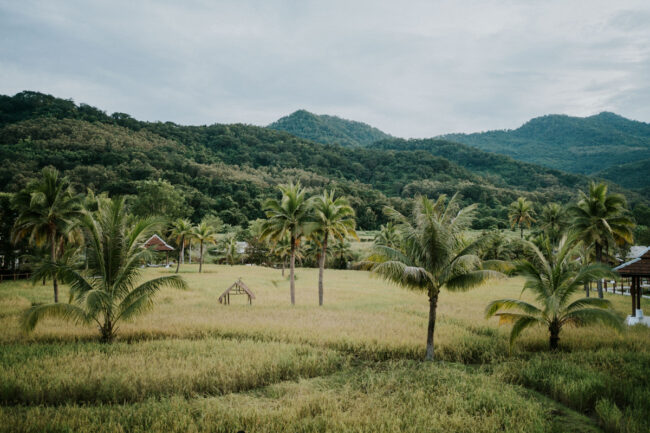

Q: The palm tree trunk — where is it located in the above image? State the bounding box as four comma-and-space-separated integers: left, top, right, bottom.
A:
282, 258, 286, 277
175, 235, 184, 273
290, 236, 296, 305
318, 235, 328, 306
51, 233, 59, 303
425, 291, 439, 361
584, 282, 589, 297
199, 240, 204, 273
520, 225, 523, 239
595, 243, 604, 298
188, 242, 192, 264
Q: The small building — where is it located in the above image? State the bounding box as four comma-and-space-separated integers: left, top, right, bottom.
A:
614, 247, 649, 326
218, 278, 256, 305
143, 234, 174, 265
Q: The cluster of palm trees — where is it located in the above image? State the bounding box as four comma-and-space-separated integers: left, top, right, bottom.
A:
168, 219, 219, 273
261, 182, 357, 306
11, 168, 186, 342
369, 182, 634, 359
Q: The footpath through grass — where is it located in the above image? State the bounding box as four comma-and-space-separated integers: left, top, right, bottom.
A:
1, 264, 649, 432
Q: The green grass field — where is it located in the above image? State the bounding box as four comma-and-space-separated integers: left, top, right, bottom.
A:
1, 264, 649, 432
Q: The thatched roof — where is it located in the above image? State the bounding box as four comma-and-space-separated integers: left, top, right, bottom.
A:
143, 234, 174, 252
614, 247, 650, 276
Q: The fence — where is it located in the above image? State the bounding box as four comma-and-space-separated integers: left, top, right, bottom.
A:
0, 273, 31, 283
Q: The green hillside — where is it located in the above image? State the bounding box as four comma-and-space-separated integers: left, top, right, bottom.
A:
440, 112, 650, 176
268, 109, 392, 147
1, 91, 645, 231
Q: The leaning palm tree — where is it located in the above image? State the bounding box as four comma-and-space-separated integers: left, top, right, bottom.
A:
508, 197, 536, 239
368, 194, 502, 361
486, 235, 622, 350
261, 182, 313, 305
12, 167, 83, 302
569, 182, 634, 298
169, 218, 193, 273
310, 190, 358, 306
22, 196, 186, 342
191, 221, 218, 273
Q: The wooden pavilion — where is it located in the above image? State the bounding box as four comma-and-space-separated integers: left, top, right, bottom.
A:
218, 278, 256, 305
143, 234, 175, 265
614, 247, 649, 326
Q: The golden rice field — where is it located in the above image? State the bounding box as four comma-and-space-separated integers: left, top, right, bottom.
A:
1, 264, 649, 432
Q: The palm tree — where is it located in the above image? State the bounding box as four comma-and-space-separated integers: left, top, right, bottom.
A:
217, 236, 240, 265
486, 235, 622, 350
12, 167, 83, 303
271, 235, 292, 276
262, 182, 312, 305
311, 190, 357, 306
330, 239, 354, 269
569, 182, 634, 298
192, 221, 218, 273
538, 202, 567, 244
368, 194, 502, 361
22, 196, 186, 342
508, 197, 536, 239
169, 218, 192, 273
375, 222, 400, 248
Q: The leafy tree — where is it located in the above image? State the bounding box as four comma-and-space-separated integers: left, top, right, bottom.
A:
169, 218, 192, 273
508, 197, 536, 238
191, 221, 218, 273
368, 194, 502, 361
262, 182, 312, 305
130, 179, 189, 220
310, 190, 357, 306
11, 167, 83, 302
568, 182, 634, 298
538, 203, 567, 244
22, 196, 186, 342
486, 236, 622, 350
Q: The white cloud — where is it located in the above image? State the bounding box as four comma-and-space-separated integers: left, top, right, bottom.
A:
1, 0, 649, 137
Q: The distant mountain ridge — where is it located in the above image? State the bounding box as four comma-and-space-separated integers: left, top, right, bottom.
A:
268, 109, 392, 147
438, 112, 650, 178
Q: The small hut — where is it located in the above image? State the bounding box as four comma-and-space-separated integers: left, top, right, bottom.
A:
218, 278, 256, 305
143, 234, 175, 265
614, 247, 650, 326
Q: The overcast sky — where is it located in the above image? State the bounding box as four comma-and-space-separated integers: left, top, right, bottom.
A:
1, 0, 649, 137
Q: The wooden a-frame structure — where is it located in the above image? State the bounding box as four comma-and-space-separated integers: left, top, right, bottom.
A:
218, 278, 256, 305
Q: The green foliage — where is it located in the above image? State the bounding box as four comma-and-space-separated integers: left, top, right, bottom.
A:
129, 179, 189, 220
21, 196, 187, 342
268, 109, 392, 147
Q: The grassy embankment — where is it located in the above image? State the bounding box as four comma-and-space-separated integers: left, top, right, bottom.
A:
1, 264, 648, 432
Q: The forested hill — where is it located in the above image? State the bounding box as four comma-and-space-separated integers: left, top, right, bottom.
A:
0, 91, 645, 230
439, 112, 650, 176
268, 109, 392, 147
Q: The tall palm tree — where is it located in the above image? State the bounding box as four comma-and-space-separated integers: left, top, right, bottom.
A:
508, 197, 536, 239
486, 235, 622, 350
568, 182, 634, 298
192, 221, 218, 273
368, 194, 502, 361
169, 218, 192, 273
12, 167, 83, 302
538, 202, 567, 244
22, 196, 186, 342
311, 190, 357, 306
262, 182, 312, 305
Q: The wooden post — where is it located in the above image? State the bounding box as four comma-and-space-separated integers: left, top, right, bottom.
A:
638, 277, 643, 313
632, 276, 637, 317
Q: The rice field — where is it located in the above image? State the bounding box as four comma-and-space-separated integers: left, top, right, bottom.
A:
1, 264, 649, 432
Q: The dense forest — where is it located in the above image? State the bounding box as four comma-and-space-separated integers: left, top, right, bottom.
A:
440, 112, 650, 180
268, 109, 392, 147
1, 91, 648, 235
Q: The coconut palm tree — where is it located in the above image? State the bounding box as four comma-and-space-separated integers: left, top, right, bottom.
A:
12, 167, 83, 302
310, 190, 357, 306
169, 218, 192, 273
508, 197, 536, 239
330, 239, 354, 269
486, 235, 622, 350
262, 182, 313, 305
22, 196, 186, 342
568, 182, 634, 298
538, 202, 567, 244
375, 222, 400, 248
192, 221, 218, 273
368, 194, 502, 361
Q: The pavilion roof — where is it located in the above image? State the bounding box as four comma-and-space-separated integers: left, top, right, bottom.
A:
614, 247, 650, 276
143, 234, 174, 251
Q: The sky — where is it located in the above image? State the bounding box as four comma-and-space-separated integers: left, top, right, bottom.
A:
1, 0, 649, 137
